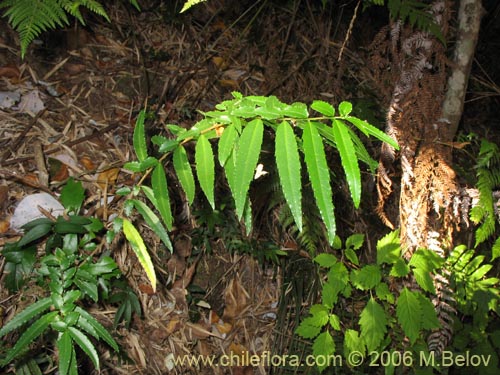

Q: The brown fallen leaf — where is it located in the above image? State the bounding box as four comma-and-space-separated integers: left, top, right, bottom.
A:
96, 167, 120, 190
222, 277, 249, 322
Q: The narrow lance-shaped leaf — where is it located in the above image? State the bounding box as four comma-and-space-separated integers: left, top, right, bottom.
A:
332, 119, 361, 208
131, 199, 172, 252
133, 110, 148, 162
75, 307, 119, 351
122, 219, 156, 292
68, 326, 99, 370
275, 121, 302, 231
233, 119, 264, 220
195, 134, 215, 209
57, 331, 74, 375
173, 145, 195, 204
0, 311, 58, 366
218, 124, 238, 167
152, 163, 173, 231
303, 121, 336, 244
0, 297, 52, 337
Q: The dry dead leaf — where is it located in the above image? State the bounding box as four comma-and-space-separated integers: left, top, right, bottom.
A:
80, 155, 96, 170
185, 322, 212, 340
222, 277, 249, 322
0, 65, 20, 80
0, 218, 10, 234
165, 318, 182, 335
138, 283, 156, 295
96, 167, 120, 190
64, 63, 87, 76
0, 185, 8, 212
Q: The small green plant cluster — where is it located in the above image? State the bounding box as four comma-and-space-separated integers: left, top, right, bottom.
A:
470, 139, 500, 258
294, 231, 499, 374
0, 179, 139, 374
123, 92, 398, 287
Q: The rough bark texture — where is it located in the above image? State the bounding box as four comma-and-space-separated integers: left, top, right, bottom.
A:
374, 0, 484, 353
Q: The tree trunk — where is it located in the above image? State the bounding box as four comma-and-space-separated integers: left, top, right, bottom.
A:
375, 0, 483, 353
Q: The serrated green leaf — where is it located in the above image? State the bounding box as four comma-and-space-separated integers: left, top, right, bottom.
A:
346, 233, 364, 250
131, 199, 172, 251
351, 264, 381, 290
122, 219, 156, 293
158, 139, 179, 153
311, 100, 335, 117
396, 288, 421, 344
57, 331, 74, 375
327, 262, 350, 297
346, 116, 399, 149
377, 230, 401, 265
313, 331, 335, 372
60, 178, 85, 213
322, 281, 336, 308
314, 253, 337, 268
233, 119, 264, 219
338, 101, 353, 117
390, 258, 410, 277
375, 283, 394, 303
329, 314, 340, 330
75, 307, 119, 351
0, 297, 52, 337
0, 311, 58, 366
415, 292, 440, 330
276, 121, 302, 231
68, 326, 99, 369
344, 248, 359, 265
302, 121, 336, 244
152, 163, 173, 231
359, 298, 388, 351
218, 124, 238, 167
295, 317, 322, 339
283, 102, 309, 118
412, 267, 436, 293
409, 249, 444, 272
332, 119, 361, 208
133, 110, 148, 162
344, 329, 365, 366
195, 134, 215, 209
173, 145, 195, 204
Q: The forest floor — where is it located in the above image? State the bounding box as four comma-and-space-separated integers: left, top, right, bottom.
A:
0, 1, 499, 374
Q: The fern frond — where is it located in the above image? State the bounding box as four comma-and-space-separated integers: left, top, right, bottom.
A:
60, 0, 109, 25
0, 0, 69, 57
471, 140, 500, 247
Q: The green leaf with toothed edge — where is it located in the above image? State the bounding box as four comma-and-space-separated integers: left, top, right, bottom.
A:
275, 121, 302, 231
233, 119, 263, 220
195, 134, 215, 209
173, 145, 196, 204
218, 124, 238, 167
152, 163, 173, 231
332, 119, 361, 208
68, 326, 99, 370
57, 331, 75, 375
0, 311, 58, 366
302, 121, 336, 244
0, 297, 52, 337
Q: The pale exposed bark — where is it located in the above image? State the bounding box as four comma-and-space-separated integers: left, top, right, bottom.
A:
442, 0, 484, 139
